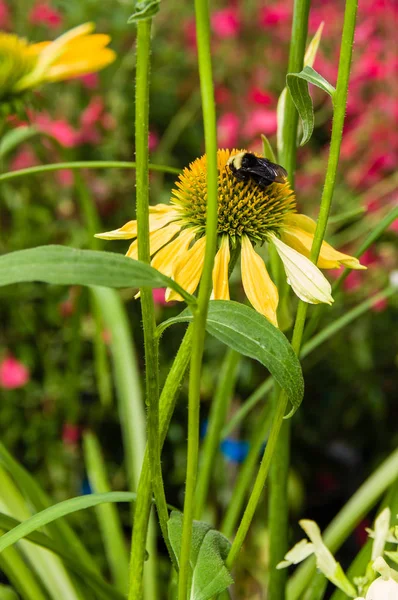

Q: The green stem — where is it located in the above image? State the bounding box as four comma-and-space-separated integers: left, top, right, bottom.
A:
195, 350, 240, 519
287, 446, 398, 600
0, 161, 179, 183
178, 0, 218, 596
269, 0, 310, 595
128, 326, 193, 599
221, 402, 272, 538
128, 19, 171, 598
228, 0, 358, 582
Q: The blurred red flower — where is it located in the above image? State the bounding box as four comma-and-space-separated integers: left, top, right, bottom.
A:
211, 8, 240, 39
0, 356, 30, 389
29, 2, 63, 28
217, 112, 240, 147
0, 0, 10, 29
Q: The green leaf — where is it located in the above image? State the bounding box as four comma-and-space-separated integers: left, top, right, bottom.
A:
0, 492, 136, 554
0, 126, 38, 159
0, 245, 196, 305
128, 0, 160, 22
158, 300, 304, 416
168, 512, 233, 600
0, 513, 124, 600
286, 66, 336, 146
261, 134, 277, 162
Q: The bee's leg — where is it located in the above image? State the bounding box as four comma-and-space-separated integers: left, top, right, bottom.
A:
232, 171, 249, 182
256, 176, 273, 188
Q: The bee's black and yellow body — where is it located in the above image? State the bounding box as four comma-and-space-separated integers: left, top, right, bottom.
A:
227, 152, 288, 188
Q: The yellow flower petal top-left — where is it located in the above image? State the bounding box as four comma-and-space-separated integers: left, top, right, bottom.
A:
0, 23, 115, 104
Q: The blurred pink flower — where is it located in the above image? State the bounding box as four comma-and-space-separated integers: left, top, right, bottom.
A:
343, 271, 362, 292
36, 113, 79, 147
184, 18, 197, 51
29, 2, 62, 28
56, 169, 74, 187
215, 85, 231, 106
152, 288, 168, 305
243, 108, 277, 139
371, 295, 388, 312
248, 87, 273, 106
62, 423, 81, 446
260, 4, 291, 27
81, 96, 105, 129
217, 112, 240, 147
79, 73, 99, 90
0, 356, 30, 389
149, 130, 159, 151
0, 0, 10, 28
211, 8, 240, 39
10, 146, 37, 171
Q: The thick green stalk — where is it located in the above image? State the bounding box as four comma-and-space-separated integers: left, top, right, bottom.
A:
228, 0, 359, 583
177, 0, 218, 596
0, 161, 179, 183
269, 0, 310, 595
128, 19, 170, 598
195, 350, 240, 519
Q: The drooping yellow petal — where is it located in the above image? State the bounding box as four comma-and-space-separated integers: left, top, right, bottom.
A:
283, 213, 317, 233
126, 222, 181, 260
151, 228, 196, 277
95, 220, 138, 240
270, 234, 334, 305
241, 236, 278, 326
46, 48, 116, 81
167, 236, 207, 301
212, 236, 230, 300
281, 223, 366, 270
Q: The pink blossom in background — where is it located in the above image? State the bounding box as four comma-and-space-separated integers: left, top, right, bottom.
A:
36, 113, 79, 147
152, 288, 168, 305
242, 108, 277, 139
62, 423, 81, 446
56, 169, 74, 187
149, 130, 159, 151
217, 112, 240, 148
0, 356, 30, 389
343, 271, 363, 293
29, 2, 62, 28
0, 0, 10, 28
248, 87, 273, 106
10, 146, 37, 171
371, 296, 388, 312
214, 85, 231, 106
81, 97, 105, 129
79, 73, 99, 90
184, 18, 197, 51
211, 8, 240, 39
259, 4, 291, 28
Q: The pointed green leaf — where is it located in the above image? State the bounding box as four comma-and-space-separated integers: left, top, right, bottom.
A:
286, 66, 336, 146
0, 245, 196, 305
261, 134, 277, 162
128, 0, 160, 22
168, 512, 233, 600
158, 300, 304, 416
0, 492, 137, 554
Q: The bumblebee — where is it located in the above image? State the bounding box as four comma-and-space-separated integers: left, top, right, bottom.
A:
227, 152, 288, 188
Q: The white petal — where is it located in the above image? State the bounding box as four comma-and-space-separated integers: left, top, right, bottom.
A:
270, 234, 334, 305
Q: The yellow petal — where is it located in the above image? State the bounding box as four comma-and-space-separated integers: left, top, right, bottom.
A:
212, 236, 230, 300
283, 213, 317, 233
167, 236, 207, 301
241, 236, 278, 327
46, 48, 116, 81
270, 234, 334, 305
281, 225, 366, 270
126, 222, 181, 260
151, 228, 196, 277
95, 220, 138, 240
95, 208, 180, 241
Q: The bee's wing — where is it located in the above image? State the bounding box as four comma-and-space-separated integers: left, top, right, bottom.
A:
249, 158, 288, 183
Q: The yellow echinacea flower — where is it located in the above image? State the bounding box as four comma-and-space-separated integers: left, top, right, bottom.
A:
96, 149, 365, 327
0, 23, 115, 104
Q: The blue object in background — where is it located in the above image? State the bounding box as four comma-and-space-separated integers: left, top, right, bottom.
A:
221, 438, 250, 464
81, 477, 93, 495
